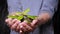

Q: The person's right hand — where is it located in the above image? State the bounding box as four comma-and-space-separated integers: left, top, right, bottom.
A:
5, 18, 21, 31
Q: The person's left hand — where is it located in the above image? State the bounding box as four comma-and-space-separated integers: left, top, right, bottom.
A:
19, 19, 39, 34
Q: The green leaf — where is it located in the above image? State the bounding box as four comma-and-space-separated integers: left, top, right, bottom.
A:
22, 8, 30, 15
15, 12, 22, 16
8, 15, 17, 19
27, 15, 37, 19
17, 15, 24, 20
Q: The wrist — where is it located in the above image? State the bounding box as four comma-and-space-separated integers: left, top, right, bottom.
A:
37, 13, 51, 25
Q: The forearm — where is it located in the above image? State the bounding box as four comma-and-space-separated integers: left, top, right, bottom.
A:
37, 12, 51, 25
37, 0, 58, 25
30, 12, 51, 28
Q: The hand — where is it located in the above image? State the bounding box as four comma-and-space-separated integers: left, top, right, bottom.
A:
19, 19, 39, 34
5, 18, 21, 31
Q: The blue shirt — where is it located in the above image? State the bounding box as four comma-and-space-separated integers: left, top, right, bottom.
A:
7, 0, 58, 34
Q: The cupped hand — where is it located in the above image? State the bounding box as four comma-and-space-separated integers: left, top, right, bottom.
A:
19, 19, 39, 34
5, 18, 21, 31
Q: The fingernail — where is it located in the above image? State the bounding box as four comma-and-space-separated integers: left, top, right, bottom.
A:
20, 26, 23, 28
5, 19, 8, 22
20, 30, 22, 33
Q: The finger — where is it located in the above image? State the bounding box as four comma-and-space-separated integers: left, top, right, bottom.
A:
20, 22, 33, 32
23, 21, 32, 30
23, 20, 31, 26
5, 18, 12, 23
31, 20, 38, 27
19, 25, 25, 34
20, 25, 27, 32
20, 25, 32, 34
15, 22, 21, 32
9, 19, 18, 27
24, 24, 33, 32
11, 19, 18, 24
10, 20, 21, 30
20, 30, 24, 34
19, 28, 28, 34
5, 18, 12, 27
20, 30, 29, 34
15, 25, 20, 32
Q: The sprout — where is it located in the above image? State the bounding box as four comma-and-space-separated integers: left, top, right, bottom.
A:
8, 8, 37, 23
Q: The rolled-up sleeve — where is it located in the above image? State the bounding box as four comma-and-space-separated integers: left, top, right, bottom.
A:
40, 0, 58, 18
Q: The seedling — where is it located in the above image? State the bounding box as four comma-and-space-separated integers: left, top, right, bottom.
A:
8, 8, 37, 23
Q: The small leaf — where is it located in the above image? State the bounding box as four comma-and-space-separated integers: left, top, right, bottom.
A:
15, 12, 22, 15
17, 15, 24, 20
8, 15, 17, 19
22, 8, 30, 15
27, 15, 37, 19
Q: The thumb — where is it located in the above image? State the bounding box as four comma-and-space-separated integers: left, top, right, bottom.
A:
31, 19, 38, 27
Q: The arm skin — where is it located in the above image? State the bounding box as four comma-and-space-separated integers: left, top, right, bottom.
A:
36, 0, 58, 25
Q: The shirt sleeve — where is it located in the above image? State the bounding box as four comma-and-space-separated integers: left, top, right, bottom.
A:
40, 0, 58, 18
